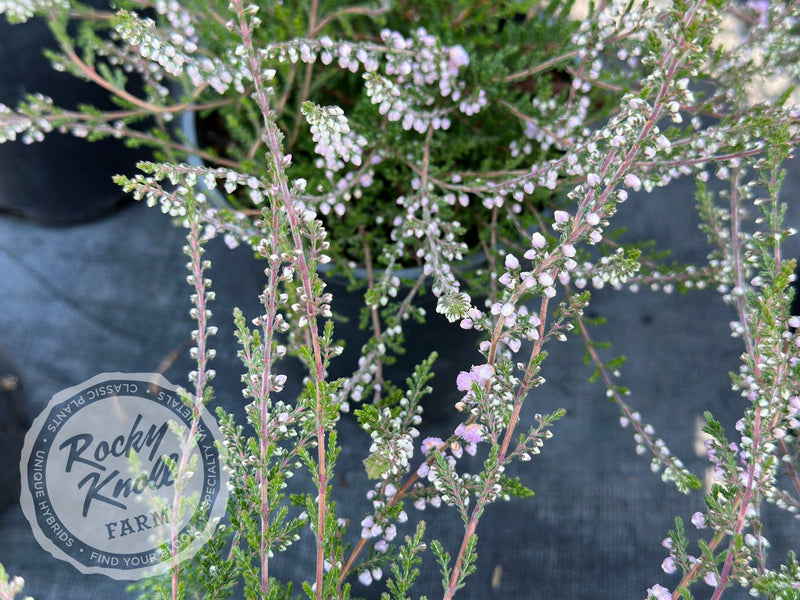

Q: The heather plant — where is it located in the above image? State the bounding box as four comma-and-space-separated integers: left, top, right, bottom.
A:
2, 0, 800, 599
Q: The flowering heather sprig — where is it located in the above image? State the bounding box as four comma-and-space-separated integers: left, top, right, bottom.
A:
0, 563, 30, 600
126, 7, 253, 95
116, 161, 278, 219
267, 27, 474, 133
0, 94, 55, 144
0, 0, 67, 23
363, 406, 419, 480
526, 94, 592, 152
391, 190, 472, 320
301, 102, 367, 172
6, 0, 800, 598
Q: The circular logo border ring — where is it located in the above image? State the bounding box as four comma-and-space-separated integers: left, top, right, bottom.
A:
20, 372, 229, 580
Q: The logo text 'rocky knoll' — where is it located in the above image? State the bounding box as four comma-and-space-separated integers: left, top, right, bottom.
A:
58, 414, 177, 517
20, 373, 228, 580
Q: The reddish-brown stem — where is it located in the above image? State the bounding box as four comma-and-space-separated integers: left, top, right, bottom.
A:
338, 411, 480, 582
358, 226, 387, 404
171, 210, 211, 600
230, 2, 332, 597
50, 9, 171, 113
442, 516, 478, 600
498, 295, 549, 461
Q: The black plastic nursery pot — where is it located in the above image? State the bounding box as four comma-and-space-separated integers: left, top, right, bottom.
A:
0, 17, 147, 224
0, 345, 28, 516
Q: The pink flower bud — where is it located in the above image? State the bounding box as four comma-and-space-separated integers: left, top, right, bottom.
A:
661, 557, 676, 574
624, 173, 642, 191
358, 571, 373, 586
531, 232, 546, 248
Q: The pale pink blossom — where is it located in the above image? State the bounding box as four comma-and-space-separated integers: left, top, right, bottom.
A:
358, 571, 372, 585
646, 584, 671, 600
531, 232, 547, 248
421, 437, 445, 455
661, 557, 676, 574
624, 173, 642, 191
554, 210, 570, 224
